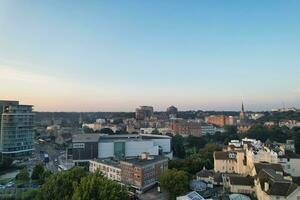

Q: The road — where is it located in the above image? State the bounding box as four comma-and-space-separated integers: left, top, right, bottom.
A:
33, 142, 65, 172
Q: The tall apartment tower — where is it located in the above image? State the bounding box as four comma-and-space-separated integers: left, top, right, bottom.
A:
0, 100, 35, 158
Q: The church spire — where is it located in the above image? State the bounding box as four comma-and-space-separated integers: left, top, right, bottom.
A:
241, 101, 244, 113
240, 101, 245, 120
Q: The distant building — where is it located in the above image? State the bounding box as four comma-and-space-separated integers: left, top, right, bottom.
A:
135, 106, 154, 120
200, 123, 224, 135
279, 120, 300, 129
240, 102, 246, 121
170, 119, 201, 137
250, 113, 264, 120
264, 121, 276, 128
237, 122, 253, 133
0, 100, 35, 158
166, 106, 178, 117
205, 115, 237, 127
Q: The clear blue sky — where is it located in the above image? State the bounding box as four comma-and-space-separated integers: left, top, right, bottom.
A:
0, 0, 300, 111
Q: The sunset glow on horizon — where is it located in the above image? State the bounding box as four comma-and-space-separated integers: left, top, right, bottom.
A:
1, 1, 300, 111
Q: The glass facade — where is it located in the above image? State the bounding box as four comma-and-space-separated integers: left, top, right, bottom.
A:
0, 101, 34, 158
114, 142, 125, 159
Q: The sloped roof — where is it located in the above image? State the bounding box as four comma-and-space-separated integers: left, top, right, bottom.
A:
254, 162, 284, 174
229, 176, 254, 186
257, 168, 298, 196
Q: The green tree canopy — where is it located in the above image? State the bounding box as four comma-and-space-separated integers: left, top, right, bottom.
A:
31, 162, 45, 184
16, 167, 30, 182
40, 167, 88, 200
99, 128, 114, 135
160, 169, 189, 200
172, 134, 186, 158
0, 157, 13, 171
72, 172, 128, 200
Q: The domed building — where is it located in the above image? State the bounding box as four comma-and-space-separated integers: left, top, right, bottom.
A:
166, 105, 178, 115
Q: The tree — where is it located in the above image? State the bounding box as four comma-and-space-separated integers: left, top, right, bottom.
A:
16, 167, 30, 182
0, 157, 13, 171
291, 127, 300, 154
21, 189, 41, 200
172, 134, 185, 158
187, 136, 207, 150
40, 167, 88, 200
99, 128, 114, 135
72, 172, 128, 200
160, 169, 189, 200
31, 162, 45, 184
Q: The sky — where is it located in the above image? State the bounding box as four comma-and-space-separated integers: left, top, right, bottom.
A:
0, 0, 300, 112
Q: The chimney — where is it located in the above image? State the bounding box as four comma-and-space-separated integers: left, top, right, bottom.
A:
275, 171, 283, 176
140, 152, 149, 160
264, 182, 269, 192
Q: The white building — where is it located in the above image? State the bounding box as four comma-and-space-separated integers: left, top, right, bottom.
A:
98, 134, 172, 159
89, 159, 121, 182
201, 123, 224, 135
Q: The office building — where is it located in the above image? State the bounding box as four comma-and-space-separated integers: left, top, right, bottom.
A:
0, 100, 34, 158
90, 153, 168, 193
89, 159, 121, 182
135, 106, 154, 120
120, 153, 168, 193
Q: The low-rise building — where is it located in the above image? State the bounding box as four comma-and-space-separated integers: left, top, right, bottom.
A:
214, 150, 247, 174
224, 175, 255, 195
255, 168, 300, 200
89, 159, 121, 182
278, 152, 300, 177
120, 154, 168, 193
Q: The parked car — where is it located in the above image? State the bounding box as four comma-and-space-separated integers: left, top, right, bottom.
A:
6, 182, 14, 188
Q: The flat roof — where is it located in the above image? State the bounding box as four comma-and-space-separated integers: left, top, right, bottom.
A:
72, 133, 104, 143
121, 155, 168, 167
140, 134, 171, 139
91, 159, 121, 169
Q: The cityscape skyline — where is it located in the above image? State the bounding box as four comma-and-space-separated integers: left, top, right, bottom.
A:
1, 1, 300, 111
